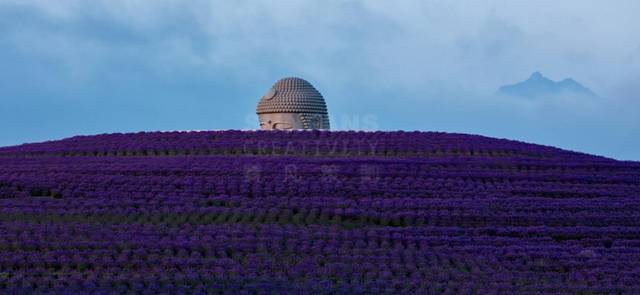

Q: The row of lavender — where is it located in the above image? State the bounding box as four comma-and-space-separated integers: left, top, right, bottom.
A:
1, 156, 638, 200
0, 130, 612, 160
1, 222, 639, 293
0, 130, 639, 293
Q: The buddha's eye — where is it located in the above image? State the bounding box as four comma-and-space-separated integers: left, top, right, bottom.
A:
274, 122, 293, 129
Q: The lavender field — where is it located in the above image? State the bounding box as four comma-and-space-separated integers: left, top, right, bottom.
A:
1, 130, 639, 294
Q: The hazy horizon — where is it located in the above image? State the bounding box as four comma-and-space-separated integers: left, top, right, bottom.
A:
1, 1, 638, 160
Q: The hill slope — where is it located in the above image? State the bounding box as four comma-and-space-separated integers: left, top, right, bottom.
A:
1, 130, 639, 293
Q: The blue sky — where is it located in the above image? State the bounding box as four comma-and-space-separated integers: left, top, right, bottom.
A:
1, 1, 639, 160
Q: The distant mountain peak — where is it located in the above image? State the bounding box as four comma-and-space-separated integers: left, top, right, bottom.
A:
498, 72, 597, 98
530, 71, 543, 79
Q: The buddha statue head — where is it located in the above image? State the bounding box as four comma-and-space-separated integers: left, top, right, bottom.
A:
256, 77, 330, 130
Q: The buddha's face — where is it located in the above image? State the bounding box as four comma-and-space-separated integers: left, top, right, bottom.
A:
258, 113, 305, 130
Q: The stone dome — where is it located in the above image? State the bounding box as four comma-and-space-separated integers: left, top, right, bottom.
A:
256, 77, 329, 115
256, 77, 330, 130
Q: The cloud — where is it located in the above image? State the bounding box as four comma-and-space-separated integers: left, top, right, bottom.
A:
3, 0, 639, 92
